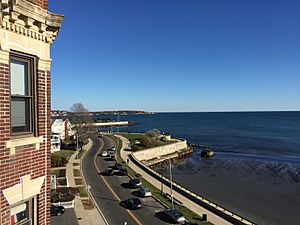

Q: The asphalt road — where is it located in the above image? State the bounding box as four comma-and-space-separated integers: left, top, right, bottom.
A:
51, 208, 79, 225
81, 136, 170, 225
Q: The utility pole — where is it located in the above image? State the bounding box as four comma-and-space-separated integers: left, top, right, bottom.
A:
169, 158, 174, 209
75, 135, 79, 160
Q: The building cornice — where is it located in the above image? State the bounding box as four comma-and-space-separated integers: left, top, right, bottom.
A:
0, 0, 64, 44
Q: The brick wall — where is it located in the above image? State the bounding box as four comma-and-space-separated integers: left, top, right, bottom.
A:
0, 63, 10, 225
0, 62, 51, 224
26, 0, 48, 10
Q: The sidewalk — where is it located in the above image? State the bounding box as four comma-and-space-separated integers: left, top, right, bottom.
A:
116, 134, 233, 225
66, 139, 107, 225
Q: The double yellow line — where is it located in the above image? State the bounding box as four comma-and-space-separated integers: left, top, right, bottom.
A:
93, 138, 143, 225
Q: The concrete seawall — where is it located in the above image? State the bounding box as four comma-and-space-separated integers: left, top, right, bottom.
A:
132, 139, 188, 162
93, 121, 129, 127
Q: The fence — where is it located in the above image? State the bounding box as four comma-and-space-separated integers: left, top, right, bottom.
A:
52, 200, 75, 209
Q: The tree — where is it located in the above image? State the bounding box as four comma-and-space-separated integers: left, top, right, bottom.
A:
69, 103, 93, 149
140, 135, 155, 148
145, 129, 161, 140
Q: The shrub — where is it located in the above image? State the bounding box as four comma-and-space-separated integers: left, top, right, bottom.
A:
51, 155, 68, 167
57, 178, 67, 186
140, 136, 155, 148
51, 187, 78, 203
145, 129, 161, 139
131, 145, 139, 151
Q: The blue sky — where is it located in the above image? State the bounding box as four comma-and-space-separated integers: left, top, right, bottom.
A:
49, 0, 300, 112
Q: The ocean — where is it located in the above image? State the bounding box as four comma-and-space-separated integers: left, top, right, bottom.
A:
98, 111, 300, 225
99, 111, 300, 161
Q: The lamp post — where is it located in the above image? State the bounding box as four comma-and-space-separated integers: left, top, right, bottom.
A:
76, 135, 79, 160
169, 158, 174, 209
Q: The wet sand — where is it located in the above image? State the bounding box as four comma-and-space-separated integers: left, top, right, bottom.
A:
155, 155, 300, 225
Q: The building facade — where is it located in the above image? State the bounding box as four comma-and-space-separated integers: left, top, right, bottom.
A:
0, 0, 63, 224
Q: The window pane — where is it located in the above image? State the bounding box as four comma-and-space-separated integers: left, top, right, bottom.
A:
10, 199, 33, 225
11, 202, 29, 224
11, 98, 30, 132
10, 59, 28, 96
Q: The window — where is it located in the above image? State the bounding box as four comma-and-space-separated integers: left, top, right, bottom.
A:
10, 53, 36, 135
10, 198, 35, 225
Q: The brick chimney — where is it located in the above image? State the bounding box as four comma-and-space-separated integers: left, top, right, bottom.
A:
65, 119, 69, 142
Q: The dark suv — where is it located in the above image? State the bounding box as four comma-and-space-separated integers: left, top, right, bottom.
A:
129, 178, 142, 188
118, 168, 128, 176
122, 197, 143, 210
159, 208, 185, 223
50, 204, 65, 216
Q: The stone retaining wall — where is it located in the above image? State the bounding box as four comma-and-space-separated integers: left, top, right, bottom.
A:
133, 139, 188, 161
93, 121, 129, 127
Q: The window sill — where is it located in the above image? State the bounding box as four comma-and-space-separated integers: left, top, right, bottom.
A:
5, 136, 44, 155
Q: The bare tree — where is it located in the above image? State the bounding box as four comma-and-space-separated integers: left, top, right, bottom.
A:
145, 129, 161, 140
69, 103, 93, 149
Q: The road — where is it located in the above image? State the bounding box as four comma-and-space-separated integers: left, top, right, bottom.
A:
81, 136, 169, 225
51, 208, 79, 225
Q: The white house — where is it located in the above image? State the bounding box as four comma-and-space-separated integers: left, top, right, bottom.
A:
51, 119, 75, 140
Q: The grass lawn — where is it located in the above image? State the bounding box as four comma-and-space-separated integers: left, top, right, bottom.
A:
77, 186, 88, 198
120, 132, 179, 152
50, 169, 66, 178
120, 133, 145, 142
114, 135, 213, 225
52, 150, 75, 161
75, 178, 83, 185
73, 169, 81, 177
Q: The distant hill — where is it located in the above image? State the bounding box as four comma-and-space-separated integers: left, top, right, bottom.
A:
51, 110, 155, 117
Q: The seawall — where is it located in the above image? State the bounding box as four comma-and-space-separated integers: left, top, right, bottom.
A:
132, 139, 188, 163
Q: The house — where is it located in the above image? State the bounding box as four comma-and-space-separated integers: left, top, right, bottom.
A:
0, 0, 63, 224
51, 118, 75, 141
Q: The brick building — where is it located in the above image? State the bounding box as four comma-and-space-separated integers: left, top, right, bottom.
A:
0, 0, 63, 224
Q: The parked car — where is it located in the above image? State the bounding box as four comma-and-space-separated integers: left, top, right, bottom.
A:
183, 222, 198, 225
103, 168, 114, 176
159, 208, 185, 223
50, 204, 65, 216
122, 197, 143, 210
129, 179, 142, 188
117, 168, 128, 176
111, 146, 116, 151
138, 187, 152, 197
101, 151, 108, 157
109, 155, 116, 161
113, 163, 122, 170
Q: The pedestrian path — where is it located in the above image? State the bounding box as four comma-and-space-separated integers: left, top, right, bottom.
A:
116, 134, 233, 225
65, 139, 107, 225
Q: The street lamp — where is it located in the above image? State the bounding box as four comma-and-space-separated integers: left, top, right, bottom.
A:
169, 158, 174, 209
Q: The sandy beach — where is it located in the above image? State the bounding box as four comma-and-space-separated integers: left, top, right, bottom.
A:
155, 154, 300, 225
